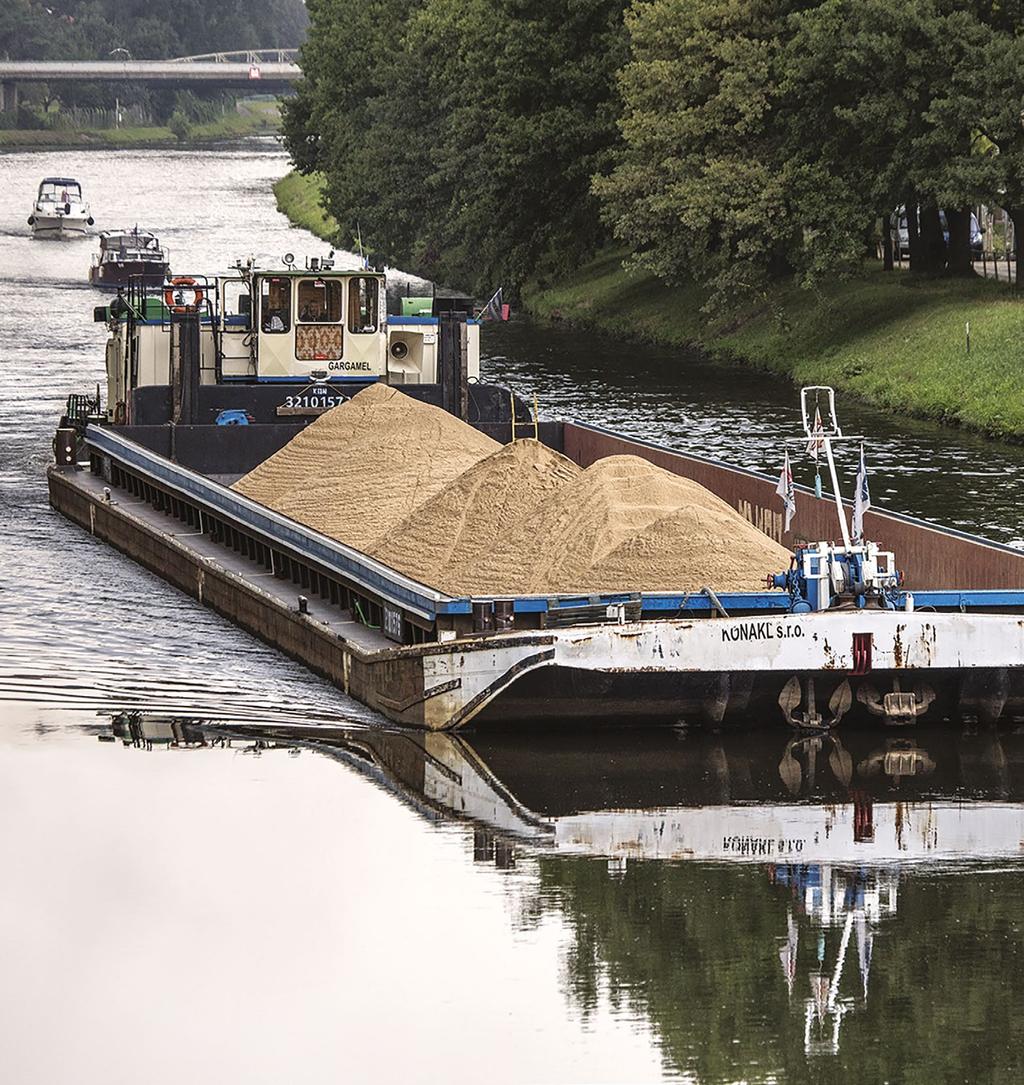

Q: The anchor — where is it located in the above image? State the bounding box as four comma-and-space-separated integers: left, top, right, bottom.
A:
778, 675, 853, 730
856, 676, 934, 725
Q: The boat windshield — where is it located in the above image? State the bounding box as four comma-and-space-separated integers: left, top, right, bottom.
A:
101, 232, 162, 259
38, 181, 83, 204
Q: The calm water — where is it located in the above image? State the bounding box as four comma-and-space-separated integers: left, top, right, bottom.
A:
2, 142, 1024, 1083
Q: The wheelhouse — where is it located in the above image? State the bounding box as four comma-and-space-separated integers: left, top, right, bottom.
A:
98, 263, 481, 422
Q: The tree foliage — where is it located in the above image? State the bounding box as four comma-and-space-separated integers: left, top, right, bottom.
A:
598, 0, 1024, 307
284, 0, 627, 293
286, 0, 1024, 301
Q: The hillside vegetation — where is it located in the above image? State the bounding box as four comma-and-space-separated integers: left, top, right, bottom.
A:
527, 252, 1024, 439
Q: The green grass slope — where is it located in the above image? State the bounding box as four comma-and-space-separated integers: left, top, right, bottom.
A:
272, 170, 339, 243
525, 251, 1024, 440
0, 99, 280, 148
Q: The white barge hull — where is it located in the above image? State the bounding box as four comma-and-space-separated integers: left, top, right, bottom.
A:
420, 611, 1024, 728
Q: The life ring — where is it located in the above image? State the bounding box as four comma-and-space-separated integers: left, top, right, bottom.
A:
164, 276, 205, 313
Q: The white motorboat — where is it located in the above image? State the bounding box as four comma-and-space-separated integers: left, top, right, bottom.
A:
28, 177, 95, 239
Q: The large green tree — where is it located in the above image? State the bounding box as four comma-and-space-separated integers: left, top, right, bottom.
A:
599, 0, 1024, 305
285, 0, 627, 293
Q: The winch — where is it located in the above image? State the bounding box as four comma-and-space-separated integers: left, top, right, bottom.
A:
771, 541, 901, 612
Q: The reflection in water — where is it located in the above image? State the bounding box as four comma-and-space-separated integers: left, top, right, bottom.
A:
771, 863, 895, 1057
103, 713, 1024, 1081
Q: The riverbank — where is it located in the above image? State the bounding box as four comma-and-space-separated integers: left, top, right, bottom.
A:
525, 251, 1024, 441
0, 100, 280, 149
273, 170, 339, 241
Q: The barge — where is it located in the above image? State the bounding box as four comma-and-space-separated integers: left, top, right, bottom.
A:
48, 260, 1024, 730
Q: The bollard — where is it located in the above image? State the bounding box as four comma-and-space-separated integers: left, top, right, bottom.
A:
54, 427, 77, 466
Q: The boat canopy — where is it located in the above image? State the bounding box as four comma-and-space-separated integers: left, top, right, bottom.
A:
99, 229, 161, 251
37, 178, 83, 202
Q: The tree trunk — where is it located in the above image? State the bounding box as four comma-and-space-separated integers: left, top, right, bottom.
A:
882, 213, 894, 271
916, 201, 946, 275
1009, 206, 1024, 294
944, 207, 973, 276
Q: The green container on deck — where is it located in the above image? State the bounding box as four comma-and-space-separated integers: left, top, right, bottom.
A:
400, 296, 434, 317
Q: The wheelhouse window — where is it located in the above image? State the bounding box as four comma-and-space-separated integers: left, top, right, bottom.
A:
260, 276, 291, 333
297, 278, 342, 323
347, 276, 379, 334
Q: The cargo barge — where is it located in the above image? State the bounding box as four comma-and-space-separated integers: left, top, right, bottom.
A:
48, 261, 1024, 730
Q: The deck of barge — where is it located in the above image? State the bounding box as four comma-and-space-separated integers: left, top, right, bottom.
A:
65, 467, 395, 654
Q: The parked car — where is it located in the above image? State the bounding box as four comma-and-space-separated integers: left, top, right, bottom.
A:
894, 206, 983, 259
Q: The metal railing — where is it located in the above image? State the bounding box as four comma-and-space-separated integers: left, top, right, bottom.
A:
169, 49, 299, 65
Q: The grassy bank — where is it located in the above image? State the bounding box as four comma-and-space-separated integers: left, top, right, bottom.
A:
0, 99, 281, 149
273, 170, 339, 242
525, 251, 1024, 440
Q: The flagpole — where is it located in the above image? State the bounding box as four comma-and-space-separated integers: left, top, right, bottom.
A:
822, 432, 852, 549
476, 286, 502, 321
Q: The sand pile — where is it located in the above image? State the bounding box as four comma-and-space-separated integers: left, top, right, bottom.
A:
371, 439, 581, 594
232, 384, 499, 550
467, 455, 791, 595
236, 388, 789, 595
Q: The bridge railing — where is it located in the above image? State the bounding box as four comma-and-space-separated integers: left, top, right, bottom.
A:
169, 49, 299, 65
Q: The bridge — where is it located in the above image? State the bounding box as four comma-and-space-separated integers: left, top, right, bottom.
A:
0, 50, 301, 111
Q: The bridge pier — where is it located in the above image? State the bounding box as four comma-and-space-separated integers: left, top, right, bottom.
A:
0, 83, 18, 113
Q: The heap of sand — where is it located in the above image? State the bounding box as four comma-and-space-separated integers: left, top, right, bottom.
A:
464, 454, 791, 595
235, 388, 790, 595
232, 383, 499, 551
371, 439, 581, 594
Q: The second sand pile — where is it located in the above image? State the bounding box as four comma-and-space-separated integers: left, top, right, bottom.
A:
370, 439, 582, 594
235, 385, 790, 594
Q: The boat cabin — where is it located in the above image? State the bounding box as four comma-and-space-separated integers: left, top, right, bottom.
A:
99, 264, 481, 423
97, 229, 165, 262
37, 177, 83, 211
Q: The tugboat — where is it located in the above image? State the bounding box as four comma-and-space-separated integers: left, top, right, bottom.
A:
28, 177, 94, 239
89, 228, 169, 289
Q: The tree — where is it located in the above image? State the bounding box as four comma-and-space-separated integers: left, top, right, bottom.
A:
285, 0, 627, 293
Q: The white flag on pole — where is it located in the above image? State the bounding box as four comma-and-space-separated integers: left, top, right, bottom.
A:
852, 443, 871, 541
806, 406, 825, 461
776, 449, 796, 533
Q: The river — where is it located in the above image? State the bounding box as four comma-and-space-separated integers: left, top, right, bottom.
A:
1, 142, 1023, 1083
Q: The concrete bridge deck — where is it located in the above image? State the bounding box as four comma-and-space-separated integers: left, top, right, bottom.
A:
0, 56, 299, 109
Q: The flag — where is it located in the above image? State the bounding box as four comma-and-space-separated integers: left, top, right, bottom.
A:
852, 443, 871, 542
806, 406, 825, 461
776, 449, 796, 533
478, 287, 508, 322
